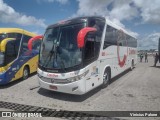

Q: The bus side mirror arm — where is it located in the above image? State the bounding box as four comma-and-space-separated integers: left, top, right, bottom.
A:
28, 35, 43, 50
77, 27, 97, 48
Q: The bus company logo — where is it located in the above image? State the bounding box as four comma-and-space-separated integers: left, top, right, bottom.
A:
47, 73, 58, 78
117, 30, 127, 68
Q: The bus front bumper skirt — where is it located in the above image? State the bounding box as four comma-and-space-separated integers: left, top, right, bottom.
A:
0, 73, 8, 85
38, 77, 86, 95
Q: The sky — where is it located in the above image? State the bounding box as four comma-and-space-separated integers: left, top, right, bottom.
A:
0, 0, 160, 50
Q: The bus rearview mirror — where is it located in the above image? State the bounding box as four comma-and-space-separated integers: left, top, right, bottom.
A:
28, 35, 43, 50
77, 27, 97, 48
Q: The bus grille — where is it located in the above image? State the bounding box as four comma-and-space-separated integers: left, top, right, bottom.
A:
38, 75, 70, 84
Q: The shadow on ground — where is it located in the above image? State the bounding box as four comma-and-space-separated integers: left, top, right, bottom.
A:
150, 66, 160, 68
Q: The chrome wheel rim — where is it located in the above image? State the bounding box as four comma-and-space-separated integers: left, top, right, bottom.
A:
23, 69, 28, 79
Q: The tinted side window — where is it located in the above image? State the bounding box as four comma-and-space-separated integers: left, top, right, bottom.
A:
84, 33, 95, 60
117, 30, 127, 47
84, 32, 102, 66
84, 18, 105, 66
5, 40, 20, 64
88, 18, 105, 39
21, 35, 32, 52
103, 25, 118, 49
127, 35, 137, 48
8, 33, 22, 40
103, 25, 129, 49
7, 33, 17, 38
87, 18, 105, 58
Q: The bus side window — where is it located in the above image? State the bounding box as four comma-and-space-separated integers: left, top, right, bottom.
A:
7, 33, 17, 38
7, 33, 22, 40
84, 32, 101, 65
103, 25, 118, 49
5, 40, 19, 65
127, 36, 137, 48
84, 33, 95, 60
84, 18, 105, 65
21, 35, 32, 52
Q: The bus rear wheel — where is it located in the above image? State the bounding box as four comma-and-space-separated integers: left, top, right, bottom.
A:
102, 68, 110, 88
22, 66, 29, 80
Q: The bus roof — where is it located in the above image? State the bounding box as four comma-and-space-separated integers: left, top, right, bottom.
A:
0, 28, 37, 37
47, 16, 105, 29
47, 16, 137, 39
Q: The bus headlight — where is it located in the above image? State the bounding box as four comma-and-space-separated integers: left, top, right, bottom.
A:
67, 70, 89, 82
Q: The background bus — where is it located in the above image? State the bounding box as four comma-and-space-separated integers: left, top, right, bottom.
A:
34, 16, 137, 95
0, 28, 42, 85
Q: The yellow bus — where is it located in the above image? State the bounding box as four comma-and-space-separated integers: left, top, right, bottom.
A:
0, 28, 42, 85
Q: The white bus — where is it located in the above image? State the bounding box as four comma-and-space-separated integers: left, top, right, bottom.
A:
33, 16, 137, 95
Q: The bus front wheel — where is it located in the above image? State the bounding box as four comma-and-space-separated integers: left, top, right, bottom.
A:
102, 68, 110, 88
22, 66, 29, 80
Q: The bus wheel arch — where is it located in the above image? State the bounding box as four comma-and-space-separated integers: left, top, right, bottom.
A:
22, 65, 30, 80
102, 66, 111, 88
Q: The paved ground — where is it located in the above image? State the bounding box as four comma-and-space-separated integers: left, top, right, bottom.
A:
0, 56, 160, 120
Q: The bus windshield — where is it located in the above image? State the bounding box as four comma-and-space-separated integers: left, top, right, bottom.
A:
39, 23, 86, 69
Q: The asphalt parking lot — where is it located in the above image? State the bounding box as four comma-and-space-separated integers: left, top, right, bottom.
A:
0, 56, 160, 120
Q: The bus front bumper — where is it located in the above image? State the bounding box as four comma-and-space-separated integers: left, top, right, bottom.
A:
38, 77, 86, 95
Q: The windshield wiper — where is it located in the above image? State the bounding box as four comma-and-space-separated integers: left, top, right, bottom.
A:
44, 43, 56, 67
43, 29, 61, 68
58, 55, 66, 72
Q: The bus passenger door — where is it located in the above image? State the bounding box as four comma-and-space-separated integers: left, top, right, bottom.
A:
84, 32, 101, 92
4, 39, 21, 81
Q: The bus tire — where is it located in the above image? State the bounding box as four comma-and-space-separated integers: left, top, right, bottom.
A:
22, 66, 29, 80
102, 68, 110, 88
130, 60, 134, 71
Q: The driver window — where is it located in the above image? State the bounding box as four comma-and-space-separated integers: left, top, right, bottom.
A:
84, 32, 95, 60
21, 35, 31, 52
32, 40, 41, 51
84, 18, 105, 65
